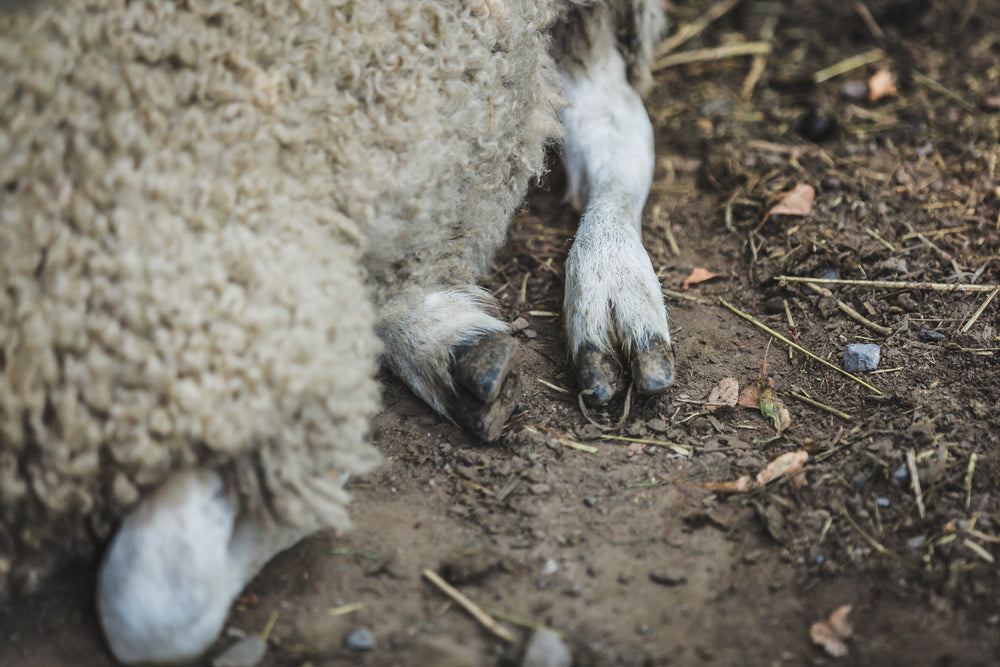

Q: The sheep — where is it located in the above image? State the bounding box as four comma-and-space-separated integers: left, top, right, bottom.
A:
0, 0, 672, 663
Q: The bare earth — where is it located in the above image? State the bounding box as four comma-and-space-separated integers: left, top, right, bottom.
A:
2, 1, 999, 665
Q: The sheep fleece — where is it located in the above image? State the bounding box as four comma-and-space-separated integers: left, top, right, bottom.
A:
0, 0, 661, 599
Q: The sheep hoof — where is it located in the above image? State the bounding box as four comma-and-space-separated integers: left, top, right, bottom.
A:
632, 336, 675, 395
450, 372, 520, 442
451, 332, 518, 404
575, 345, 622, 406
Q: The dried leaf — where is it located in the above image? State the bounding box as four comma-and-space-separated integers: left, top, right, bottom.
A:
706, 377, 739, 409
681, 267, 721, 290
828, 604, 853, 638
756, 450, 809, 486
697, 476, 753, 493
766, 183, 815, 219
626, 441, 645, 457
868, 69, 898, 102
792, 471, 808, 490
737, 384, 760, 408
759, 380, 791, 433
810, 605, 853, 657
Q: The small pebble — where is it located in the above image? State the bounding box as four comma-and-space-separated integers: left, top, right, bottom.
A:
522, 628, 572, 667
843, 343, 880, 372
529, 483, 551, 495
892, 462, 909, 485
212, 636, 267, 667
821, 267, 840, 281
841, 80, 869, 101
523, 329, 538, 339
906, 535, 927, 550
511, 317, 530, 332
345, 627, 376, 652
919, 328, 946, 342
541, 559, 559, 576
583, 496, 598, 508
649, 570, 687, 587
876, 497, 890, 508
796, 108, 838, 142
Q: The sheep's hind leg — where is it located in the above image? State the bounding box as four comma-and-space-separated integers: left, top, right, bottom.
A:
378, 287, 519, 441
559, 45, 674, 405
97, 470, 304, 665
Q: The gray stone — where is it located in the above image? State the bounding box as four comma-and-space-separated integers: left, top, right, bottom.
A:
523, 628, 571, 667
345, 627, 376, 651
843, 343, 880, 372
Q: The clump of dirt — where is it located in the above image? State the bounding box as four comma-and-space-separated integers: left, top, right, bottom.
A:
2, 1, 998, 665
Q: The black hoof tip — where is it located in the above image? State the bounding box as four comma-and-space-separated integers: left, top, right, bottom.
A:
452, 332, 518, 404
575, 346, 622, 406
450, 373, 521, 442
632, 336, 675, 395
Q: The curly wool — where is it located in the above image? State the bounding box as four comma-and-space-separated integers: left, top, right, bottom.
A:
0, 0, 663, 599
0, 0, 566, 598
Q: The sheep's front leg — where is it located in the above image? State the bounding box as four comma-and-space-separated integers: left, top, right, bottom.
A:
97, 470, 305, 665
378, 286, 519, 441
560, 46, 674, 405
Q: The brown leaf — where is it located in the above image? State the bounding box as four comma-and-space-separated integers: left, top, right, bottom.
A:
868, 69, 898, 102
681, 267, 720, 290
696, 476, 753, 493
810, 605, 853, 657
756, 450, 809, 486
706, 377, 739, 409
737, 384, 760, 408
766, 183, 815, 219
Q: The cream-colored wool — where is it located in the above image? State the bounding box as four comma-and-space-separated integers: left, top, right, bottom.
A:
0, 0, 663, 600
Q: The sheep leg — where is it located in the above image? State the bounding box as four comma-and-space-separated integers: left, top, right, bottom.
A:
97, 470, 304, 665
559, 45, 674, 406
378, 287, 519, 441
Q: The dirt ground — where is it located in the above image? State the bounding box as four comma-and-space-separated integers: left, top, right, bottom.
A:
2, 1, 999, 665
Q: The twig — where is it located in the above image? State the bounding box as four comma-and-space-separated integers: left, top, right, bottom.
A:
536, 378, 571, 395
599, 434, 693, 457
837, 504, 901, 561
663, 288, 711, 304
718, 298, 884, 395
775, 275, 999, 293
906, 223, 962, 275
964, 539, 995, 564
911, 70, 978, 113
805, 281, 894, 336
578, 384, 632, 431
422, 569, 517, 642
960, 287, 999, 333
328, 602, 365, 617
965, 452, 978, 511
740, 12, 779, 100
484, 608, 564, 636
854, 2, 885, 40
813, 48, 884, 83
525, 424, 599, 454
653, 41, 772, 72
864, 227, 896, 252
653, 0, 744, 58
787, 391, 852, 421
906, 448, 926, 520
260, 610, 280, 641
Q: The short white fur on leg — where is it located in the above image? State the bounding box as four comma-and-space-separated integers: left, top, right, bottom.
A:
560, 45, 671, 359
377, 286, 509, 416
97, 470, 304, 665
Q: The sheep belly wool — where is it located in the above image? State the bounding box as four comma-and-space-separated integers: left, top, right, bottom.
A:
0, 0, 563, 598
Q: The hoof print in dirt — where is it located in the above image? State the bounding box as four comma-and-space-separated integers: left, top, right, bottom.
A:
631, 336, 676, 396
452, 332, 518, 404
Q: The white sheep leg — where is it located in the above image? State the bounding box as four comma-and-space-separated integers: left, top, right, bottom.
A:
377, 287, 519, 441
559, 45, 675, 405
97, 470, 304, 665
